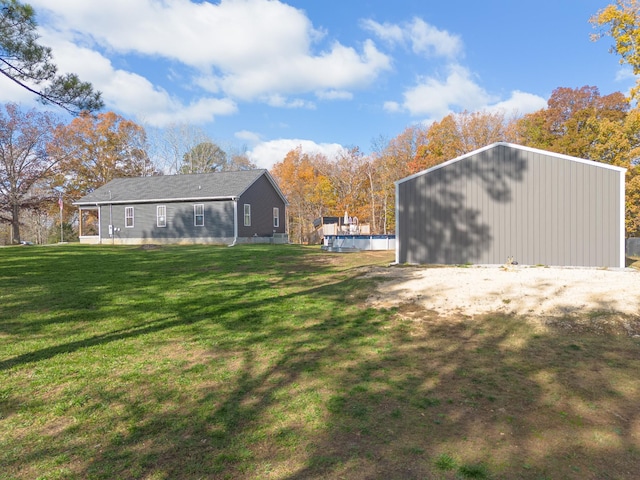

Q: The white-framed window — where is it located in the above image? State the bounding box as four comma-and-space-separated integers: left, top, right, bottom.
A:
194, 204, 204, 226
244, 204, 251, 226
273, 207, 280, 228
125, 207, 134, 228
157, 205, 166, 227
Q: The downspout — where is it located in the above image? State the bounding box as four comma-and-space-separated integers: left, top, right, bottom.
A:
96, 202, 102, 244
109, 204, 114, 245
109, 190, 114, 245
229, 197, 238, 246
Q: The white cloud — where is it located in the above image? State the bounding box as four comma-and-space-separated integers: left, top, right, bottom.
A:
316, 90, 354, 101
408, 18, 463, 58
198, 39, 391, 101
0, 76, 40, 107
35, 32, 237, 126
363, 15, 541, 122
361, 17, 462, 59
360, 19, 405, 45
612, 67, 636, 98
391, 66, 546, 120
484, 91, 547, 116
31, 0, 315, 68
29, 0, 391, 105
383, 101, 402, 113
235, 130, 262, 144
264, 95, 316, 109
143, 98, 238, 127
401, 64, 495, 118
615, 66, 634, 82
248, 139, 346, 169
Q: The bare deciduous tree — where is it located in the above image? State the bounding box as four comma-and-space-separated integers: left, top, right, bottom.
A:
0, 103, 61, 243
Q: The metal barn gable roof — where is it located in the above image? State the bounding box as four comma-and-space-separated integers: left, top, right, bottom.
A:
396, 142, 627, 186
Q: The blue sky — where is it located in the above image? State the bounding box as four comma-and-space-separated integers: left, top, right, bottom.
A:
0, 0, 634, 169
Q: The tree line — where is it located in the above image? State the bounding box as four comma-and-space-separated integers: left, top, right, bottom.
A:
3, 85, 640, 245
2, 0, 640, 244
270, 86, 640, 243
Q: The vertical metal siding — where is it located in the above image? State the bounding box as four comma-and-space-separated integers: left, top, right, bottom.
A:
397, 144, 623, 267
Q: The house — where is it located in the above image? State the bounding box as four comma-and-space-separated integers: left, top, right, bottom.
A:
74, 169, 288, 245
395, 142, 626, 268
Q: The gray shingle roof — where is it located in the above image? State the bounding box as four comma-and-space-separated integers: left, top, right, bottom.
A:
74, 170, 276, 205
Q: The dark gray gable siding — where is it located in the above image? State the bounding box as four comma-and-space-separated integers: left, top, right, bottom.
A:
396, 143, 625, 267
237, 173, 287, 237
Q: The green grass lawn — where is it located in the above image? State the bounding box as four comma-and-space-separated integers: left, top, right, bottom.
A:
1, 244, 639, 479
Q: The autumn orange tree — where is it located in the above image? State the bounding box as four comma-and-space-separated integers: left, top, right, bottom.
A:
591, 0, 640, 100
412, 110, 515, 173
513, 86, 640, 235
271, 147, 332, 243
270, 84, 640, 240
272, 145, 401, 241
514, 86, 629, 157
51, 112, 155, 210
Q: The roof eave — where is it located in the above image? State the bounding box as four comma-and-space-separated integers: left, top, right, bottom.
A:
73, 195, 237, 206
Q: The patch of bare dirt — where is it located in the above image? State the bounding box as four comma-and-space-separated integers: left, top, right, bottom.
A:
366, 264, 640, 326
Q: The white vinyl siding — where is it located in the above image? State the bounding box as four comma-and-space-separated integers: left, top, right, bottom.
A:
194, 204, 204, 226
157, 205, 166, 227
244, 204, 251, 226
273, 207, 279, 228
125, 207, 134, 228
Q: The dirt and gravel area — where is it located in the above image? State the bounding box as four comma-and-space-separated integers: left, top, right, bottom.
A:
366, 264, 640, 320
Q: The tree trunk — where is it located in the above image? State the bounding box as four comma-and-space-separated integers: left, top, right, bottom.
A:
11, 202, 21, 244
367, 170, 377, 234
382, 196, 388, 235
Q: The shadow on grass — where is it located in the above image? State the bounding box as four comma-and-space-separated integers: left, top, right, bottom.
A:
1, 245, 640, 479
284, 314, 640, 479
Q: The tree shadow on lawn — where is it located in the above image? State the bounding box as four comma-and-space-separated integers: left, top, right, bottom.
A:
0, 243, 313, 339
20, 308, 640, 479
2, 247, 640, 479
279, 311, 640, 480
1, 268, 388, 478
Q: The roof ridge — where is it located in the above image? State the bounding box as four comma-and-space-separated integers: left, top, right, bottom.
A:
74, 169, 274, 205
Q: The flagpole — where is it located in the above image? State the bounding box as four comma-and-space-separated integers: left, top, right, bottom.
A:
59, 195, 63, 243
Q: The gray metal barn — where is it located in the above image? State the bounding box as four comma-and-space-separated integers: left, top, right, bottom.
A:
395, 143, 626, 268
